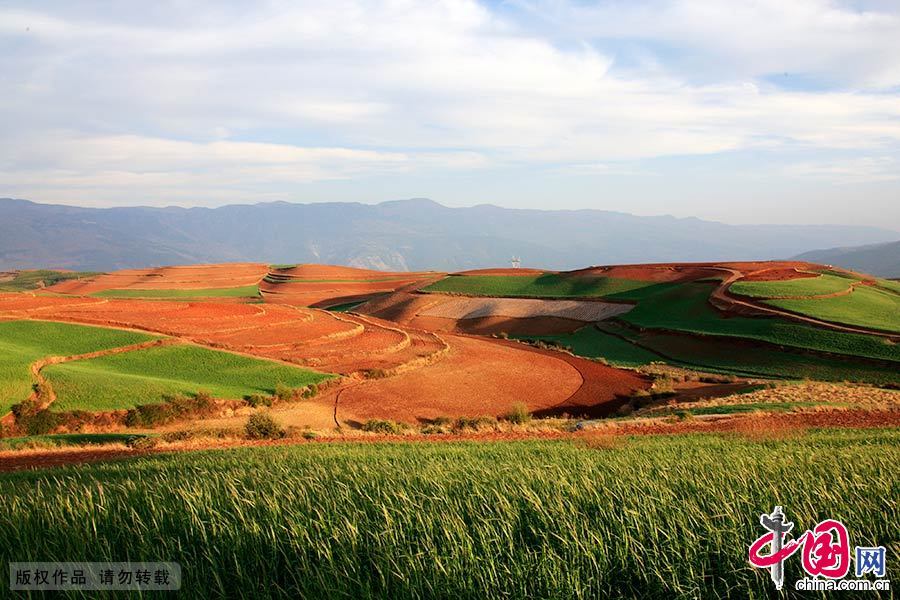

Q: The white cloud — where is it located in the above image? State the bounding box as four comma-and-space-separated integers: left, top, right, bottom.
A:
784, 156, 900, 183
0, 0, 899, 208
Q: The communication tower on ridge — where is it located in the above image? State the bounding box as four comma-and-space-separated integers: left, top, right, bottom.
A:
510, 256, 521, 269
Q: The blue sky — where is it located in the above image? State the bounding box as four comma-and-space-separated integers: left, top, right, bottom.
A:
1, 0, 899, 229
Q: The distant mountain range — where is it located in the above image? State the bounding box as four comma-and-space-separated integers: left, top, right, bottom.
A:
793, 240, 900, 278
2, 197, 898, 273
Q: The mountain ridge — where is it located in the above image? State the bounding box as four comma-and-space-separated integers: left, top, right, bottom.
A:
2, 197, 897, 272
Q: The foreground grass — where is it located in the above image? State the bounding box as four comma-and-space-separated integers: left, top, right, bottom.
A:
0, 320, 154, 414
767, 285, 900, 333
91, 285, 259, 299
0, 430, 896, 598
45, 344, 334, 411
423, 273, 674, 298
0, 270, 101, 292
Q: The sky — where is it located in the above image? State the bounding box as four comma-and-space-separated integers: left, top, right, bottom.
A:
1, 0, 899, 229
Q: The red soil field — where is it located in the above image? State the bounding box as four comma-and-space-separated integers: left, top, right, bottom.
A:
273, 264, 436, 281
260, 264, 443, 307
46, 263, 268, 294
334, 334, 586, 423
739, 268, 820, 282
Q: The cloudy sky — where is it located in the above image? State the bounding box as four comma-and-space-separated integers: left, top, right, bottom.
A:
2, 0, 899, 228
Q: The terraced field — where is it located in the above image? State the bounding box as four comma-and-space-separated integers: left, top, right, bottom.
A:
260, 264, 439, 307
46, 263, 268, 296
730, 272, 853, 298
621, 281, 898, 362
765, 284, 900, 333
0, 269, 100, 292
46, 344, 333, 412
92, 285, 260, 299
423, 273, 674, 299
0, 320, 155, 414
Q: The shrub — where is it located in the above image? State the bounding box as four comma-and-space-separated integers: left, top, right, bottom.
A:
31, 381, 52, 402
452, 416, 498, 433
616, 402, 635, 416
301, 383, 319, 399
361, 419, 406, 435
501, 402, 532, 425
362, 369, 389, 380
245, 411, 285, 440
22, 409, 63, 436
245, 393, 272, 408
161, 430, 193, 443
125, 435, 159, 450
421, 425, 448, 435
274, 383, 293, 403
125, 392, 218, 428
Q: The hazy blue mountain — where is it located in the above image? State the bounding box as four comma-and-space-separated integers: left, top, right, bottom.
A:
793, 240, 900, 278
1, 197, 898, 272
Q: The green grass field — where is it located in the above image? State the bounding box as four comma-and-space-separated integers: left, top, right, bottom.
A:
515, 325, 665, 367
604, 323, 898, 384
0, 270, 101, 292
519, 321, 898, 384
91, 285, 260, 299
423, 273, 675, 299
730, 273, 854, 298
325, 300, 367, 312
619, 281, 900, 363
0, 320, 155, 414
0, 432, 139, 451
0, 431, 895, 598
876, 279, 900, 294
45, 344, 334, 412
766, 285, 900, 333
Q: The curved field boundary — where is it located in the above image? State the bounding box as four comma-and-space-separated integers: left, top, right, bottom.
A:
711, 268, 900, 340
456, 334, 649, 418
25, 338, 180, 411
418, 297, 632, 321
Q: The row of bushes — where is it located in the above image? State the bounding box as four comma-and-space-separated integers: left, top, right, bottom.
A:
124, 392, 218, 428
360, 403, 533, 436
244, 383, 319, 408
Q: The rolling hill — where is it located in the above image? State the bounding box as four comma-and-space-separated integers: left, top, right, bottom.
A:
793, 240, 900, 278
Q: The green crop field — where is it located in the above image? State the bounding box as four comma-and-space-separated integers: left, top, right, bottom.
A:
325, 300, 367, 312
619, 282, 900, 363
730, 273, 854, 298
0, 431, 895, 598
0, 320, 154, 414
766, 285, 900, 333
45, 343, 334, 412
0, 270, 101, 292
0, 432, 139, 451
515, 325, 664, 367
876, 279, 900, 294
522, 321, 899, 384
91, 285, 260, 299
608, 324, 899, 384
423, 273, 676, 299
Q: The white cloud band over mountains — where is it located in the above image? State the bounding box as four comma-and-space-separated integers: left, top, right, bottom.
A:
1, 0, 898, 226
